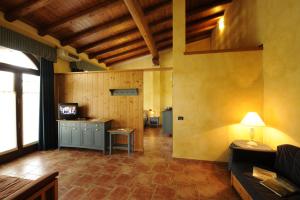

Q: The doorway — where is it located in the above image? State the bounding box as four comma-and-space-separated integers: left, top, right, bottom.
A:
143, 70, 173, 137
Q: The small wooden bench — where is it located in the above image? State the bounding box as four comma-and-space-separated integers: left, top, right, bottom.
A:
0, 171, 59, 200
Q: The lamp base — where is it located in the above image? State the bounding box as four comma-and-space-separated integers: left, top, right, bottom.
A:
247, 140, 258, 146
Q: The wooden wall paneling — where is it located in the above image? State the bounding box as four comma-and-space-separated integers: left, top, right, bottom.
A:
96, 73, 102, 119
138, 71, 144, 151
84, 74, 89, 116
55, 71, 144, 151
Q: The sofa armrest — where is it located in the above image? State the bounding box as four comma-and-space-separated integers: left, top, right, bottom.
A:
231, 148, 276, 169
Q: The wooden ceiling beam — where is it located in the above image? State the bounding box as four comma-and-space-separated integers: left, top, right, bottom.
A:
103, 37, 172, 64
78, 1, 221, 54
187, 0, 232, 22
187, 24, 216, 38
91, 28, 172, 59
188, 11, 224, 27
105, 42, 172, 66
124, 0, 159, 65
90, 39, 146, 59
78, 29, 140, 53
107, 33, 209, 66
186, 31, 212, 44
78, 15, 172, 53
105, 0, 232, 66
62, 16, 133, 46
105, 48, 150, 64
92, 11, 217, 60
101, 36, 172, 61
106, 51, 150, 66
102, 46, 148, 61
61, 0, 171, 46
91, 12, 217, 59
5, 0, 53, 22
105, 31, 214, 66
39, 0, 122, 36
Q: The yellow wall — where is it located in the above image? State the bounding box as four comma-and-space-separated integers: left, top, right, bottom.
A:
110, 49, 173, 69
258, 0, 300, 148
211, 0, 300, 149
54, 58, 71, 73
143, 70, 172, 120
143, 72, 154, 110
160, 70, 173, 112
173, 0, 264, 161
153, 71, 161, 116
186, 37, 211, 52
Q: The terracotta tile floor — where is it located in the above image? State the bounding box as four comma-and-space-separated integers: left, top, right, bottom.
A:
0, 128, 240, 200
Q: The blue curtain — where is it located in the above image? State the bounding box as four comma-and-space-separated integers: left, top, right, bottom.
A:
39, 58, 57, 150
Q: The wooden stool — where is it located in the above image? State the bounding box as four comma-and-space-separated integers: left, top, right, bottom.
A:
107, 128, 135, 155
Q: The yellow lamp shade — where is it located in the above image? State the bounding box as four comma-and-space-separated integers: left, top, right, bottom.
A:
241, 112, 265, 127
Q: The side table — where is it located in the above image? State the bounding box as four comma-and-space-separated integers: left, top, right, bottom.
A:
149, 116, 159, 127
228, 140, 275, 170
107, 128, 135, 155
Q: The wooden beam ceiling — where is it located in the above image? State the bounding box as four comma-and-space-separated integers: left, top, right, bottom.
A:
105, 48, 150, 64
104, 27, 211, 66
188, 25, 216, 37
101, 36, 172, 62
102, 46, 148, 61
96, 28, 173, 60
187, 11, 224, 33
78, 15, 172, 53
89, 38, 145, 59
0, 0, 232, 67
85, 17, 172, 58
186, 32, 212, 44
106, 42, 172, 66
187, 0, 232, 22
78, 29, 139, 53
5, 0, 53, 22
81, 4, 223, 60
124, 0, 159, 65
106, 51, 150, 66
61, 0, 171, 46
90, 10, 219, 60
39, 0, 122, 36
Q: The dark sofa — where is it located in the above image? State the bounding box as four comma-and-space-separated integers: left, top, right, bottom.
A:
231, 144, 300, 200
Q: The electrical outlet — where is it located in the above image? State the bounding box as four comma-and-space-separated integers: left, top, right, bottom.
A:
178, 116, 184, 120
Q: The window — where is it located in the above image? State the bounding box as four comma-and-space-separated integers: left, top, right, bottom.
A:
0, 46, 37, 70
22, 74, 40, 145
0, 46, 40, 155
0, 71, 17, 153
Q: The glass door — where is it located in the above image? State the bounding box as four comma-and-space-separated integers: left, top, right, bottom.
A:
0, 71, 17, 153
22, 74, 40, 146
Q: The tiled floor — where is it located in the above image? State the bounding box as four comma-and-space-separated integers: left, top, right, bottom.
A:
0, 128, 239, 200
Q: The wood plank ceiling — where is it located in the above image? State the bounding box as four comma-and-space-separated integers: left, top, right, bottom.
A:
0, 0, 232, 66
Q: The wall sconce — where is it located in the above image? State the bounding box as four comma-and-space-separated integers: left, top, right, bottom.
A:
218, 17, 225, 31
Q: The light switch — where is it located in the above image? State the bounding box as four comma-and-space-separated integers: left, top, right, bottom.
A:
178, 116, 184, 120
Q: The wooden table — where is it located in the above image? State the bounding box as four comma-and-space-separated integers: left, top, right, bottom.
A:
228, 140, 275, 170
107, 128, 135, 155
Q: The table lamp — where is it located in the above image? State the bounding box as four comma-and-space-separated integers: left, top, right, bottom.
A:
240, 112, 265, 146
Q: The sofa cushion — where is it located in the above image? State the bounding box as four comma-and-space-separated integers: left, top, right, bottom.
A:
292, 151, 300, 186
275, 144, 300, 186
231, 162, 300, 200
